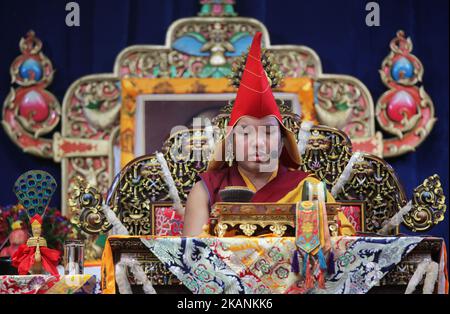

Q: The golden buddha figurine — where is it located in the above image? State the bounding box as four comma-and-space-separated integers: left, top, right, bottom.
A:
26, 215, 47, 274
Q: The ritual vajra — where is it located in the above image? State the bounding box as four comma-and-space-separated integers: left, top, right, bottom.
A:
0, 0, 447, 295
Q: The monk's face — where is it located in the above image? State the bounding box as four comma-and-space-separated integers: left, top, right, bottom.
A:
231, 116, 283, 173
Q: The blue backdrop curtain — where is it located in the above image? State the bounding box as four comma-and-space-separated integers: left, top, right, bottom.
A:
0, 0, 448, 244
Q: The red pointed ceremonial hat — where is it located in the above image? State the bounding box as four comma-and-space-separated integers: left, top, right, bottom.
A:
207, 32, 301, 170
228, 32, 283, 127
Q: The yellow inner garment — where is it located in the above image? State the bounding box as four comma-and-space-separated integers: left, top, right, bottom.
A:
237, 166, 278, 192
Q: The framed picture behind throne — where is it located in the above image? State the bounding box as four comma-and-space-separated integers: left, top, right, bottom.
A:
120, 77, 315, 166
134, 92, 302, 157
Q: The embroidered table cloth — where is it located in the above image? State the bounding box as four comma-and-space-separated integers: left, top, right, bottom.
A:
101, 236, 448, 294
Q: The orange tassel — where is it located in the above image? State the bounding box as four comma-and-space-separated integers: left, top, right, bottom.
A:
304, 256, 314, 289
318, 270, 326, 289
285, 284, 305, 294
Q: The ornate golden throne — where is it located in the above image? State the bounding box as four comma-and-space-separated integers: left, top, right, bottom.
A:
70, 100, 445, 292
70, 106, 445, 292
1, 1, 446, 293
71, 111, 444, 237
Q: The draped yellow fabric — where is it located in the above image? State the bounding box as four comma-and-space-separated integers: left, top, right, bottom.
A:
101, 234, 133, 294
237, 166, 279, 192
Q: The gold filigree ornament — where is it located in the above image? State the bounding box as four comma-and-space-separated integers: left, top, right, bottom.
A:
239, 223, 258, 236
69, 176, 112, 235
216, 223, 229, 237
403, 174, 446, 232
269, 224, 288, 237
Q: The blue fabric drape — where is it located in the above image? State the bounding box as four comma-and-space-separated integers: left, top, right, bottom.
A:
0, 0, 448, 245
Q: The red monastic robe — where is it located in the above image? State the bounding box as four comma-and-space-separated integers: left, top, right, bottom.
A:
199, 163, 309, 207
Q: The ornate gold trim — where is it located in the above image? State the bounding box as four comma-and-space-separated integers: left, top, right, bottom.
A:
403, 174, 447, 232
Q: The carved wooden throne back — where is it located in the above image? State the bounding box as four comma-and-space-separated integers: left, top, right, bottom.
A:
73, 104, 408, 236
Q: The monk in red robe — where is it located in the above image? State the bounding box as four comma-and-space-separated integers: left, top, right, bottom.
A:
183, 32, 355, 245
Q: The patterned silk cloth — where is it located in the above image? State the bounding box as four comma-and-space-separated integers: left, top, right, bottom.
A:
101, 235, 448, 294
140, 236, 447, 294
0, 274, 97, 294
